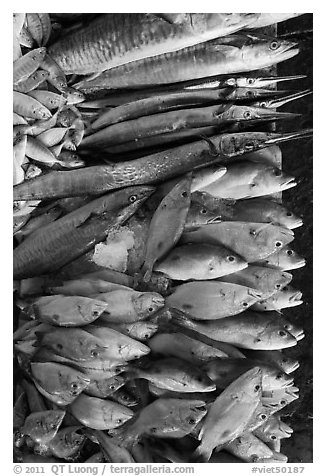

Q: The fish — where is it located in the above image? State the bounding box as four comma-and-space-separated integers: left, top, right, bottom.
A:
147, 383, 217, 402
81, 104, 293, 149
148, 332, 229, 362
70, 394, 134, 430
30, 362, 91, 406
217, 265, 293, 300
155, 243, 248, 281
13, 13, 26, 38
252, 89, 312, 110
13, 91, 52, 120
21, 410, 65, 444
76, 33, 299, 90
18, 25, 34, 48
193, 367, 262, 461
16, 205, 63, 239
254, 415, 293, 445
203, 358, 294, 392
224, 432, 288, 462
166, 281, 262, 320
13, 130, 312, 201
84, 324, 151, 361
112, 398, 207, 448
13, 135, 27, 186
228, 198, 303, 229
31, 295, 108, 327
181, 222, 295, 263
40, 54, 68, 92
13, 186, 154, 279
141, 174, 192, 282
28, 91, 67, 110
252, 286, 303, 311
243, 349, 300, 374
91, 289, 165, 323
49, 14, 260, 75
254, 245, 306, 270
26, 13, 43, 46
25, 136, 60, 166
171, 310, 298, 350
13, 47, 47, 85
130, 357, 216, 393
49, 426, 85, 460
202, 161, 296, 199
94, 430, 135, 463
84, 376, 127, 398
46, 278, 130, 297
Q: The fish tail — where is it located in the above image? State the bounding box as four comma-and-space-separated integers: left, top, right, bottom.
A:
189, 444, 212, 463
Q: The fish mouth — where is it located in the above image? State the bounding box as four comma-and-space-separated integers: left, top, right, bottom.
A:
289, 218, 304, 229
281, 176, 297, 191
291, 258, 306, 269
266, 89, 312, 109
280, 377, 295, 388
291, 329, 305, 341
279, 422, 294, 437
285, 360, 300, 373
289, 291, 303, 302
207, 215, 222, 224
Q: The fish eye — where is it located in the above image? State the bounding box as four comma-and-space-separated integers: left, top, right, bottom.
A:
252, 455, 259, 462
260, 414, 267, 420
71, 382, 79, 389
91, 349, 99, 357
116, 419, 122, 424
275, 241, 283, 248
244, 111, 251, 119
109, 385, 116, 390
187, 418, 196, 425
227, 255, 235, 262
274, 169, 282, 176
281, 400, 287, 405
150, 427, 157, 433
181, 191, 188, 198
201, 208, 207, 214
287, 249, 294, 255
243, 302, 248, 307
246, 90, 254, 97
50, 423, 57, 429
278, 330, 287, 337
129, 195, 138, 203
148, 307, 154, 312
275, 284, 281, 289
276, 373, 283, 380
93, 310, 100, 316
271, 435, 277, 440
260, 101, 267, 108
270, 40, 279, 50
248, 78, 255, 85
144, 334, 150, 339
286, 212, 293, 217
56, 343, 63, 350
254, 385, 260, 392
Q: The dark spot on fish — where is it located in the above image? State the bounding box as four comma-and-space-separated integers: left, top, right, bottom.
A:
157, 242, 164, 250
273, 169, 282, 176
221, 430, 231, 438
275, 241, 283, 247
56, 343, 63, 350
254, 385, 260, 392
181, 192, 188, 198
260, 414, 267, 420
287, 249, 294, 255
281, 400, 287, 405
201, 209, 207, 214
148, 307, 154, 312
275, 284, 281, 289
187, 418, 196, 425
182, 304, 193, 310
243, 302, 248, 307
278, 330, 287, 337
227, 256, 235, 262
286, 212, 293, 217
271, 435, 277, 440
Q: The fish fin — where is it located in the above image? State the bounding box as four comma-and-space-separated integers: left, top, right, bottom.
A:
189, 444, 212, 463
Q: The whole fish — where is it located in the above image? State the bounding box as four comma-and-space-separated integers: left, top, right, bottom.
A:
21, 410, 65, 444
252, 286, 303, 311
13, 130, 311, 201
203, 358, 293, 392
31, 362, 91, 406
224, 432, 288, 462
13, 47, 47, 84
70, 394, 134, 430
49, 13, 259, 75
95, 430, 135, 463
25, 136, 60, 166
112, 398, 207, 448
40, 54, 67, 92
171, 311, 298, 350
202, 161, 296, 199
154, 243, 248, 280
217, 265, 293, 300
13, 91, 52, 120
85, 375, 127, 398
76, 33, 299, 90
129, 357, 216, 393
13, 186, 154, 279
91, 289, 164, 323
26, 13, 43, 46
28, 90, 67, 110
181, 222, 295, 262
142, 174, 192, 282
193, 367, 262, 461
228, 198, 303, 229
49, 426, 85, 460
30, 295, 108, 327
84, 324, 151, 361
243, 349, 300, 374
148, 332, 229, 363
167, 281, 262, 320
254, 245, 306, 270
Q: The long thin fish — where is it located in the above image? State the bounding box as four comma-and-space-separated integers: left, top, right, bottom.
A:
13, 130, 312, 201
75, 34, 299, 90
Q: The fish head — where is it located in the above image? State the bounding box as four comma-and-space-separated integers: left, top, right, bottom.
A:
274, 207, 303, 230
272, 313, 305, 342
259, 224, 295, 256
262, 321, 298, 350
265, 416, 293, 440
276, 286, 303, 308
102, 376, 127, 394
262, 366, 294, 390
50, 426, 85, 456
186, 203, 221, 228
178, 400, 207, 429
63, 87, 85, 105
58, 151, 85, 168
239, 366, 263, 401
242, 35, 299, 68
191, 370, 217, 392
115, 390, 140, 407
80, 299, 109, 323
135, 322, 159, 340
251, 164, 296, 195
22, 410, 66, 444
134, 292, 165, 319
277, 355, 300, 374
277, 246, 306, 270
112, 406, 134, 428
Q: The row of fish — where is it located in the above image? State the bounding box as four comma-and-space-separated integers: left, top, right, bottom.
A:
13, 13, 311, 464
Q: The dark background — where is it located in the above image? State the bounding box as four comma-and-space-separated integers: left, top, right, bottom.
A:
277, 13, 313, 463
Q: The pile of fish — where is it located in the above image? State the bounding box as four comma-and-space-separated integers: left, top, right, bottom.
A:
13, 13, 312, 463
